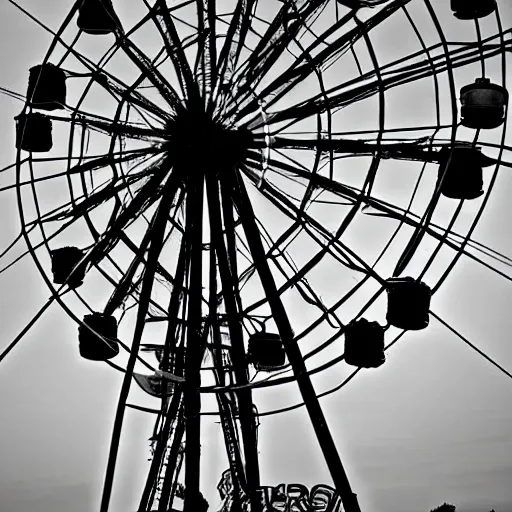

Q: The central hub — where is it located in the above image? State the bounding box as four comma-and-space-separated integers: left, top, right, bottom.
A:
165, 107, 252, 170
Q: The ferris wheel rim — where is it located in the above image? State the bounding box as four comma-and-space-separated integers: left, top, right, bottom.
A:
13, 0, 511, 388
4, 1, 512, 509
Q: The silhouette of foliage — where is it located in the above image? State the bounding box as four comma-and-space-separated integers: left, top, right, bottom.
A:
430, 504, 456, 512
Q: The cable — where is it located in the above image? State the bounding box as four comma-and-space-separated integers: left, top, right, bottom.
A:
430, 310, 512, 382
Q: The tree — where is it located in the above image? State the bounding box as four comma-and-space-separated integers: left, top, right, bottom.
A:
430, 504, 456, 512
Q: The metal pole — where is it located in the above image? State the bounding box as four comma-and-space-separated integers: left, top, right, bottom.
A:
232, 171, 361, 512
183, 170, 205, 510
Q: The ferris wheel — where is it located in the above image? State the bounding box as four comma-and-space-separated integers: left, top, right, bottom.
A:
1, 0, 511, 511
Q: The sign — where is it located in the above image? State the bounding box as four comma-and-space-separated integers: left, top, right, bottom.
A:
216, 471, 343, 512
251, 483, 342, 512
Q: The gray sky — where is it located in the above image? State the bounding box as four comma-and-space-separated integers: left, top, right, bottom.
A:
0, 1, 512, 511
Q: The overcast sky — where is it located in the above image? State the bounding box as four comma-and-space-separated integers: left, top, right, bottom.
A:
0, 1, 512, 512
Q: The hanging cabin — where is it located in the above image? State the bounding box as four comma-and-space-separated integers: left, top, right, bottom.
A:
77, 0, 122, 35
386, 277, 431, 331
437, 145, 493, 200
50, 246, 87, 288
460, 78, 508, 130
27, 63, 66, 110
15, 112, 53, 152
133, 372, 174, 398
78, 312, 119, 360
344, 318, 385, 369
247, 332, 286, 371
451, 0, 496, 19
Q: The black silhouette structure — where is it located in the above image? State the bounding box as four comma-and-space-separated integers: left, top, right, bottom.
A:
386, 278, 431, 331
50, 247, 87, 288
79, 312, 120, 361
1, 1, 511, 511
77, 0, 122, 35
27, 63, 67, 110
15, 112, 53, 152
460, 78, 509, 129
437, 145, 491, 200
451, 0, 496, 20
345, 319, 385, 368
